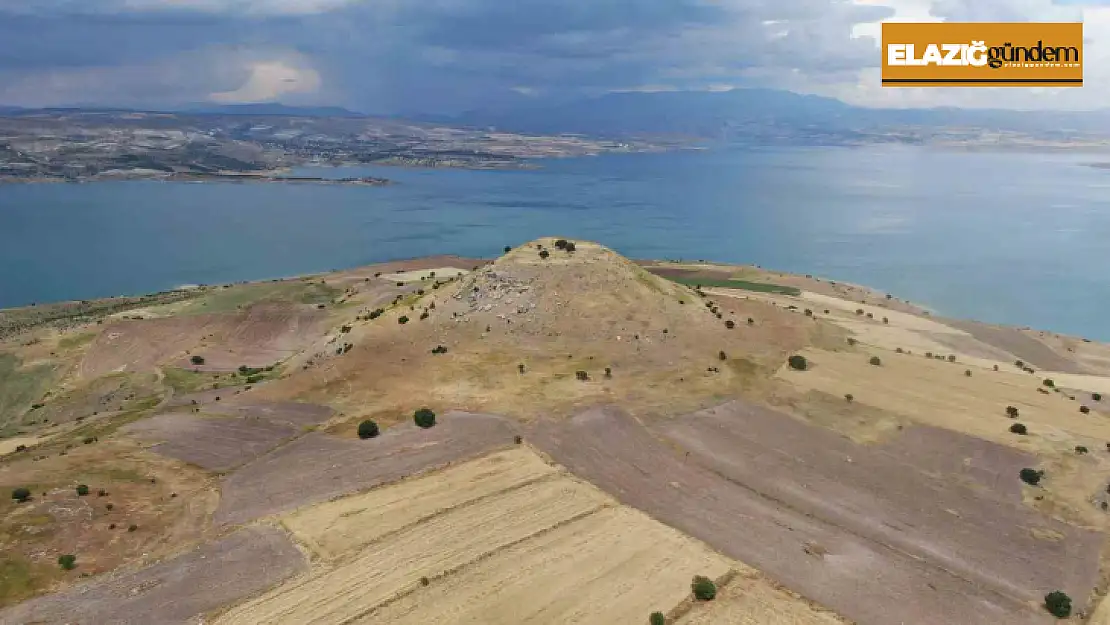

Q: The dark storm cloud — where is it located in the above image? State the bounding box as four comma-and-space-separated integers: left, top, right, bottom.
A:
0, 0, 895, 112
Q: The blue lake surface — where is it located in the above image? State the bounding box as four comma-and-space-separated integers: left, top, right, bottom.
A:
1, 146, 1108, 340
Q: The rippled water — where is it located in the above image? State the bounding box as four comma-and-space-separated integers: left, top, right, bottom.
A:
1, 145, 1107, 339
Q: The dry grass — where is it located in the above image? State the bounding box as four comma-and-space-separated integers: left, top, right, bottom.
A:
677, 568, 848, 625
282, 448, 558, 559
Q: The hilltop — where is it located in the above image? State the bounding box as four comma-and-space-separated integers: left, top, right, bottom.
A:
0, 239, 1108, 624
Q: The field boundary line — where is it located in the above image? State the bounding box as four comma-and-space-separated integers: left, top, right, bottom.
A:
289, 469, 566, 562
340, 504, 611, 625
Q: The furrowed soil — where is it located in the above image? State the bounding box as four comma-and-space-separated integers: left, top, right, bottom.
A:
214, 411, 517, 526
124, 400, 332, 472
0, 526, 307, 625
656, 400, 1101, 606
528, 407, 1057, 625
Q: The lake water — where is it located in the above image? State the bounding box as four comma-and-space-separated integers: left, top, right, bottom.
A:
1, 146, 1108, 340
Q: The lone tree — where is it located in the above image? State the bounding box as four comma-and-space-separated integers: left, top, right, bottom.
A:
1006, 405, 1020, 418
1080, 406, 1091, 414
787, 355, 808, 371
1044, 591, 1072, 618
947, 354, 957, 363
575, 370, 589, 381
1043, 378, 1056, 388
965, 370, 973, 377
1019, 468, 1044, 486
565, 241, 577, 252
539, 250, 550, 259
413, 408, 436, 429
76, 484, 90, 497
718, 351, 727, 361
691, 575, 717, 601
11, 487, 31, 503
649, 612, 666, 625
869, 356, 882, 366
1010, 423, 1028, 435
357, 420, 380, 439
503, 246, 512, 253
1095, 393, 1103, 402
554, 239, 569, 249
725, 319, 735, 329
190, 355, 205, 365
845, 394, 854, 403
398, 316, 409, 325
57, 554, 77, 571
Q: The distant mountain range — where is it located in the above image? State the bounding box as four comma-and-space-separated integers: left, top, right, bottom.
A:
426, 88, 1110, 140
3, 90, 1108, 141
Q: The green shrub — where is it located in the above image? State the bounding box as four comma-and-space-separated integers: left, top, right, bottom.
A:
414, 408, 436, 429
76, 484, 89, 496
718, 351, 727, 361
691, 575, 717, 601
128, 524, 138, 532
575, 370, 589, 381
787, 355, 808, 371
398, 316, 409, 325
746, 318, 754, 325
649, 612, 666, 625
357, 420, 380, 439
604, 367, 612, 379
855, 309, 864, 315
11, 487, 31, 503
948, 354, 956, 362
1019, 468, 1043, 485
725, 320, 735, 329
1095, 393, 1103, 401
845, 394, 854, 403
965, 370, 972, 377
1043, 379, 1055, 388
869, 356, 882, 366
57, 554, 77, 570
554, 239, 569, 249
539, 250, 550, 259
565, 242, 577, 252
847, 338, 858, 346
1010, 423, 1027, 435
504, 246, 512, 253
246, 374, 263, 384
190, 355, 205, 365
1006, 406, 1019, 418
1044, 591, 1072, 618
1080, 406, 1091, 414
1076, 445, 1089, 454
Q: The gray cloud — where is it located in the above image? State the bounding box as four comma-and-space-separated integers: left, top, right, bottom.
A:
0, 0, 1100, 112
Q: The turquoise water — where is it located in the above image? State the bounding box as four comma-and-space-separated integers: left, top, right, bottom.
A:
1, 146, 1107, 340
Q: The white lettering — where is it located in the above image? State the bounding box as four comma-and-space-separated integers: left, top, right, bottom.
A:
921, 43, 943, 65
966, 40, 988, 66
887, 43, 907, 65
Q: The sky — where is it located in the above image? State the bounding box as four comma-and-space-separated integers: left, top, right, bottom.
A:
0, 0, 1105, 113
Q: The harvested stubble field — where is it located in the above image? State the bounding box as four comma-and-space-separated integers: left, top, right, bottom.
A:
657, 401, 1101, 606
780, 347, 1110, 447
0, 526, 307, 625
220, 447, 733, 625
124, 401, 333, 470
282, 447, 558, 558
528, 406, 1056, 625
214, 411, 517, 526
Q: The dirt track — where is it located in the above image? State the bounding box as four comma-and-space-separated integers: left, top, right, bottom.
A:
215, 411, 517, 526
528, 407, 1061, 625
0, 526, 306, 625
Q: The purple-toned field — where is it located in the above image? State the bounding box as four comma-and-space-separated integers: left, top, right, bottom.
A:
215, 411, 518, 526
0, 526, 307, 625
528, 405, 1091, 625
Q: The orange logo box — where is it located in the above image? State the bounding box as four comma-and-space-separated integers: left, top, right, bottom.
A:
881, 22, 1083, 87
